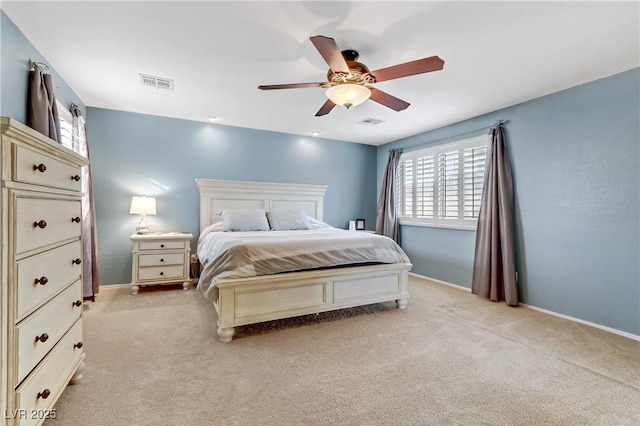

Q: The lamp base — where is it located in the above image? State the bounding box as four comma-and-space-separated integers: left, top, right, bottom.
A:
136, 215, 150, 234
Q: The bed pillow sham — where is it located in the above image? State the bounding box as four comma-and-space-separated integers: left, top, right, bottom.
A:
220, 209, 270, 232
267, 209, 311, 231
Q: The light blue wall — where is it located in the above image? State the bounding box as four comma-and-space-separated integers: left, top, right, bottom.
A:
0, 10, 85, 121
87, 108, 378, 286
378, 68, 640, 335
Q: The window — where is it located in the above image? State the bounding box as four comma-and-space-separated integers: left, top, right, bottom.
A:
57, 101, 73, 150
396, 135, 488, 229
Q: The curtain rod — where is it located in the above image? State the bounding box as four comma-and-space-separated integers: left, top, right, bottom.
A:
29, 59, 49, 71
388, 119, 509, 153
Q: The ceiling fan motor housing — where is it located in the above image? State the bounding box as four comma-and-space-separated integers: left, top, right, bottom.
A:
327, 61, 374, 85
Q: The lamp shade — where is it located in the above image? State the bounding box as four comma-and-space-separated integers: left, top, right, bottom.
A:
129, 196, 156, 215
326, 84, 371, 109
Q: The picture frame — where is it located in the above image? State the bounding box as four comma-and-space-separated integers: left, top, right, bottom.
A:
355, 218, 365, 231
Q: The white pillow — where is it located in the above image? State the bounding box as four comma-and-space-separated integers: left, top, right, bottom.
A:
220, 209, 269, 232
267, 209, 311, 231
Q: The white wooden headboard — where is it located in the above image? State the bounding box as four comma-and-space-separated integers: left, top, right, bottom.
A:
196, 179, 328, 233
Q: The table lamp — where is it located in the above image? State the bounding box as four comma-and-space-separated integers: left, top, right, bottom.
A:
129, 196, 156, 234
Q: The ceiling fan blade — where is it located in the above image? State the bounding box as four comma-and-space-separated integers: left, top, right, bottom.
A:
258, 82, 325, 90
370, 56, 445, 83
310, 35, 350, 73
315, 99, 336, 117
369, 87, 410, 111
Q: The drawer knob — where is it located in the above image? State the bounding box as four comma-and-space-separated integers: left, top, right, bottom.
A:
71, 216, 81, 223
33, 163, 47, 173
35, 333, 49, 343
159, 272, 164, 276
33, 220, 47, 229
72, 300, 82, 307
34, 276, 48, 286
72, 258, 82, 265
74, 341, 83, 349
160, 258, 165, 262
37, 389, 51, 399
71, 174, 81, 181
160, 244, 165, 248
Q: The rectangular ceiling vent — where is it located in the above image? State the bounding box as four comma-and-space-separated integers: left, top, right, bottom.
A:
357, 118, 384, 126
139, 73, 174, 91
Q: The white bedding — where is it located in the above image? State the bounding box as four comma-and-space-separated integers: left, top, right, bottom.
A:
196, 225, 411, 301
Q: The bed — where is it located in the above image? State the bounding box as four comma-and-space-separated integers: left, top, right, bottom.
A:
196, 179, 412, 342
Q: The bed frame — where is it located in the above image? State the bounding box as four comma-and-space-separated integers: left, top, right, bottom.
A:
196, 179, 411, 342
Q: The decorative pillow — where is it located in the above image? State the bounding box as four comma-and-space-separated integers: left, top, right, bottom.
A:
220, 209, 269, 232
267, 209, 311, 231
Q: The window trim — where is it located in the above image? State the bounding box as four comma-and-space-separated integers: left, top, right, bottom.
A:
396, 134, 488, 231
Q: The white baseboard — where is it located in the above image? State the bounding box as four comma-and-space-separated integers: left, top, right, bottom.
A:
409, 272, 471, 292
409, 272, 640, 342
520, 303, 640, 341
99, 283, 132, 289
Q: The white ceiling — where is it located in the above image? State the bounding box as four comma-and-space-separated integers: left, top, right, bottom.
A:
3, 1, 639, 146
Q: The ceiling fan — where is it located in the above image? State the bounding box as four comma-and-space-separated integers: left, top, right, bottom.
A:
258, 35, 445, 117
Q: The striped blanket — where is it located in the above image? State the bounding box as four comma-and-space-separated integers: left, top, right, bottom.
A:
196, 227, 410, 301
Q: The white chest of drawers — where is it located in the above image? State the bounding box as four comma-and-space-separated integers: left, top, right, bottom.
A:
1, 117, 88, 426
130, 232, 193, 295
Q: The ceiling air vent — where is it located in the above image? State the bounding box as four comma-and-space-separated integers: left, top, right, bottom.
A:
139, 73, 174, 90
357, 118, 384, 126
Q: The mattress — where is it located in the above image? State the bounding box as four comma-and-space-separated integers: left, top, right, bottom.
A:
196, 227, 410, 301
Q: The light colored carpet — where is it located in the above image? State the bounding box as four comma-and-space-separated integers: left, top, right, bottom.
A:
48, 277, 640, 425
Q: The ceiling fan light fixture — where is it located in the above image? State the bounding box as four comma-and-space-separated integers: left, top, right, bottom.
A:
325, 84, 371, 109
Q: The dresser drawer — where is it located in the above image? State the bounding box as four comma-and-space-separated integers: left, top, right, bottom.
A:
15, 319, 83, 426
137, 265, 186, 281
13, 145, 82, 192
138, 252, 185, 267
16, 280, 83, 385
16, 240, 82, 320
15, 197, 81, 254
139, 240, 187, 251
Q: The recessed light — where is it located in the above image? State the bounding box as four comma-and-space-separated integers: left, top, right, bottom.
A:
311, 131, 319, 136
207, 116, 218, 122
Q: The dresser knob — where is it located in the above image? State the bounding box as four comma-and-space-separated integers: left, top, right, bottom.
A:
71, 216, 81, 223
159, 272, 164, 276
71, 174, 80, 181
34, 276, 48, 286
74, 341, 83, 349
72, 300, 82, 307
35, 333, 49, 343
33, 163, 47, 173
160, 244, 165, 248
72, 258, 82, 265
33, 220, 47, 229
160, 258, 164, 262
37, 389, 51, 399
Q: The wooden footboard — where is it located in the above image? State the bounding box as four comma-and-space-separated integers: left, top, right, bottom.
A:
212, 263, 411, 342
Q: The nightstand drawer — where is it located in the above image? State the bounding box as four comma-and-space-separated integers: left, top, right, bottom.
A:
16, 318, 84, 426
138, 253, 185, 267
15, 196, 81, 255
16, 280, 83, 386
139, 240, 186, 251
16, 240, 82, 320
137, 265, 186, 281
13, 145, 82, 192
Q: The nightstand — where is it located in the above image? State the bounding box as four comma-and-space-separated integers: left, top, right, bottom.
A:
130, 232, 193, 295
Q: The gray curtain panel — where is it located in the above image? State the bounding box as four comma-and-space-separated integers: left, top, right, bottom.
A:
71, 105, 100, 301
376, 149, 402, 243
471, 125, 518, 306
27, 68, 61, 143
